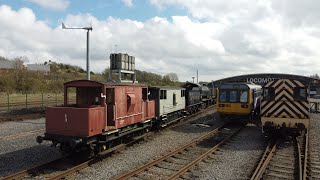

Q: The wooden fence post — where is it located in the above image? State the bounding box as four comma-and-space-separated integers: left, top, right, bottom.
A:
7, 93, 9, 111
42, 92, 44, 108
26, 93, 28, 109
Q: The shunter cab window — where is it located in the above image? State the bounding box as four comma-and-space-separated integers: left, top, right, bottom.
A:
263, 88, 275, 101
294, 87, 306, 101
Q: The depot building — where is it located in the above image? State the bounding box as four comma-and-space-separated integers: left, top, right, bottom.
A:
208, 73, 320, 97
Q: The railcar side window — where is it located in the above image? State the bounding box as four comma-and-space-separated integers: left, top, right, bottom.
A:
160, 90, 167, 99
219, 90, 227, 102
181, 90, 185, 97
230, 90, 237, 102
294, 88, 306, 100
263, 88, 275, 101
240, 91, 248, 103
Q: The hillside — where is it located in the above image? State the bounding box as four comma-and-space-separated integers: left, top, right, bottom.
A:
0, 57, 180, 93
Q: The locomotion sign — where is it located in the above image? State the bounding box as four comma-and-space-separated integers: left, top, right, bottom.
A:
246, 78, 278, 85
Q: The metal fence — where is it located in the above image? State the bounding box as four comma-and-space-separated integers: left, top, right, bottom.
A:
0, 93, 75, 112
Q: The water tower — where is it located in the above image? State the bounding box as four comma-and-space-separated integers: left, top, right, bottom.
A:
109, 53, 137, 83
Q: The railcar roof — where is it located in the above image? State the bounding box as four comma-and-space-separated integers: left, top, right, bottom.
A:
149, 86, 185, 90
220, 83, 262, 89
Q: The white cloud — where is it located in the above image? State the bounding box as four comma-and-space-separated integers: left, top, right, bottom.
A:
0, 3, 320, 82
122, 0, 134, 7
28, 0, 69, 11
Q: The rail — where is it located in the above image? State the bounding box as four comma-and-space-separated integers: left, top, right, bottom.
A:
114, 123, 242, 180
251, 133, 308, 180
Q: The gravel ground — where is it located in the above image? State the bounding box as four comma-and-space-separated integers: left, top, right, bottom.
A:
191, 124, 266, 180
308, 113, 320, 178
0, 118, 45, 137
75, 109, 222, 180
0, 117, 61, 178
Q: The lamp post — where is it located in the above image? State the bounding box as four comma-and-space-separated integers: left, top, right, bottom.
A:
62, 23, 93, 80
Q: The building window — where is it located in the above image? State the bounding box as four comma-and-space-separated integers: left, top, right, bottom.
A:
160, 90, 167, 99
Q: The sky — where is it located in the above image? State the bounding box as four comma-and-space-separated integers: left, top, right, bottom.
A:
0, 0, 319, 82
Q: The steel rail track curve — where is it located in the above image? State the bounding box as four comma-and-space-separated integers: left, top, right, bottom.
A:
251, 132, 308, 180
114, 124, 242, 180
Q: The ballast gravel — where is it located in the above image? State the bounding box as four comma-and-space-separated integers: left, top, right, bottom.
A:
0, 117, 61, 178
187, 124, 266, 180
308, 114, 320, 178
0, 118, 45, 137
75, 110, 221, 180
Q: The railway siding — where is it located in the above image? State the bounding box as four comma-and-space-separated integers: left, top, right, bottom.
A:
74, 110, 220, 180
196, 124, 266, 180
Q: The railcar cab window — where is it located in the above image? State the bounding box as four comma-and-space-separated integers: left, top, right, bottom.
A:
160, 90, 167, 99
230, 90, 237, 102
219, 90, 227, 102
219, 89, 248, 103
294, 87, 306, 101
263, 88, 275, 101
240, 91, 248, 103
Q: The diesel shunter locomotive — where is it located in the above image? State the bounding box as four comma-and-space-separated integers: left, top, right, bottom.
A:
261, 79, 310, 134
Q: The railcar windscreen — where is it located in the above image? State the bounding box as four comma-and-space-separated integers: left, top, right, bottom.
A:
219, 89, 248, 103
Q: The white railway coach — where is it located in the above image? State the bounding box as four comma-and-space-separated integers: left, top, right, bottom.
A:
149, 86, 186, 126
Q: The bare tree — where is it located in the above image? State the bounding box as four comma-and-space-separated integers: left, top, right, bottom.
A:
310, 74, 320, 79
164, 73, 179, 82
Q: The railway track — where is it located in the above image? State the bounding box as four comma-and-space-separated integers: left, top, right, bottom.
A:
1, 107, 216, 180
0, 128, 45, 140
114, 124, 243, 180
1, 132, 150, 180
306, 130, 320, 179
251, 132, 308, 180
167, 105, 215, 129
